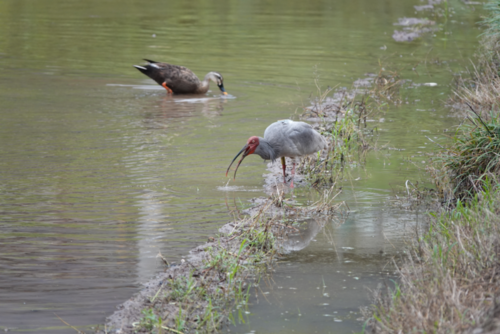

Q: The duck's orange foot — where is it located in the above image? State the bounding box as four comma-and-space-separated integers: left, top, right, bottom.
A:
162, 82, 173, 94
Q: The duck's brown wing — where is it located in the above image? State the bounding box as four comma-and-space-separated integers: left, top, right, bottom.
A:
163, 65, 201, 94
137, 61, 201, 94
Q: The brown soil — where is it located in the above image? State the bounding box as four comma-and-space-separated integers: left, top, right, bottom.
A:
391, 0, 440, 42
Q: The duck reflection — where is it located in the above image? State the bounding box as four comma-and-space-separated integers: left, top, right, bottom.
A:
141, 94, 228, 120
109, 83, 229, 119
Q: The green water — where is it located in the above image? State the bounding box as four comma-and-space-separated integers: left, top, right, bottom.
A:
0, 0, 483, 332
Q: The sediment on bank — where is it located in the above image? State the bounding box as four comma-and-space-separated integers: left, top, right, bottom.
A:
99, 192, 345, 334
364, 2, 500, 333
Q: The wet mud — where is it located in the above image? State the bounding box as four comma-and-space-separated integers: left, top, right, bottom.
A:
392, 0, 441, 42
102, 203, 344, 333
103, 213, 277, 333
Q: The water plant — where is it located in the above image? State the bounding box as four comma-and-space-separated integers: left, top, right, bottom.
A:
434, 0, 500, 201
297, 63, 406, 187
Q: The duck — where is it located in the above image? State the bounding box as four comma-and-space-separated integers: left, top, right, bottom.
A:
133, 59, 227, 95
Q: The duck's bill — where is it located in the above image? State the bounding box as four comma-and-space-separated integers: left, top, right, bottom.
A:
225, 145, 250, 179
218, 84, 228, 95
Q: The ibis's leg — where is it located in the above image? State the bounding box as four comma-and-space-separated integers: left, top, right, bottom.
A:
281, 157, 287, 183
162, 82, 173, 94
290, 160, 296, 188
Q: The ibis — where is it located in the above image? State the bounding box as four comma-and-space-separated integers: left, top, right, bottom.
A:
226, 120, 327, 187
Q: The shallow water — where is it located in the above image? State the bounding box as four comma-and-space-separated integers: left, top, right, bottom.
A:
0, 0, 484, 332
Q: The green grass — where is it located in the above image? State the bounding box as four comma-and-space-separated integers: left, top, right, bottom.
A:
429, 109, 500, 203
299, 92, 378, 186
299, 65, 403, 187
442, 2, 500, 202
131, 213, 282, 334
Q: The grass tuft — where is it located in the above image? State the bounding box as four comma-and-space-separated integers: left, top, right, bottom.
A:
300, 89, 380, 186
428, 108, 500, 203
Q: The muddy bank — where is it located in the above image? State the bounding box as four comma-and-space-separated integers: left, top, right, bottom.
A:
391, 0, 483, 43
102, 207, 279, 333
391, 0, 445, 42
101, 182, 344, 333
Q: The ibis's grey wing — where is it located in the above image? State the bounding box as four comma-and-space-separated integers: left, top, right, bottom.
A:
263, 120, 292, 138
264, 120, 326, 158
262, 120, 293, 157
283, 121, 326, 157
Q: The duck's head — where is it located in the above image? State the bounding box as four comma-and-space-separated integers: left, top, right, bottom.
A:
208, 72, 228, 95
225, 136, 260, 179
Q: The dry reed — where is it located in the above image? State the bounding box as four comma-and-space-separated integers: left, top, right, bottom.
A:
365, 182, 500, 333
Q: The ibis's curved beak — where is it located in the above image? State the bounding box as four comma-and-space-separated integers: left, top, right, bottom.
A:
226, 144, 250, 179
218, 83, 228, 95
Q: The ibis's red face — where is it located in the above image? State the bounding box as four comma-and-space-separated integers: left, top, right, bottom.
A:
225, 136, 260, 179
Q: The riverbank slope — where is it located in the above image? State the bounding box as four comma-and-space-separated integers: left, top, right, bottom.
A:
365, 2, 500, 332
